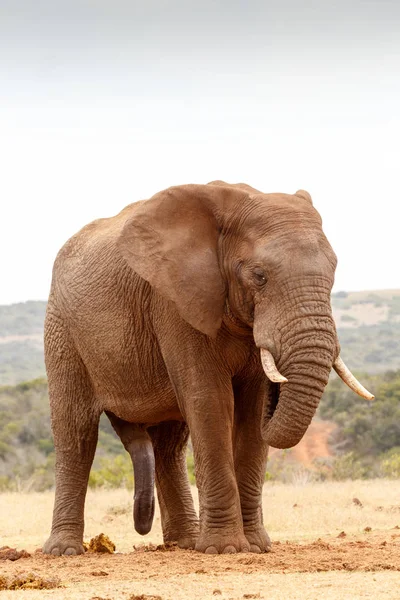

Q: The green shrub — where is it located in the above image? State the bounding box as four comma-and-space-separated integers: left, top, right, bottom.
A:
380, 448, 400, 478
0, 475, 12, 491
89, 453, 134, 489
330, 452, 368, 481
30, 452, 56, 492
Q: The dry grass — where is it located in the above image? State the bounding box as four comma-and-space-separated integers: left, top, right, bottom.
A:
1, 480, 399, 552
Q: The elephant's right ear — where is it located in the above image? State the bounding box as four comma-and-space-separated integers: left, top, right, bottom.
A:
295, 190, 313, 205
118, 184, 234, 338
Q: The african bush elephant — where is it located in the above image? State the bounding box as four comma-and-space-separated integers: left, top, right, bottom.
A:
43, 181, 373, 556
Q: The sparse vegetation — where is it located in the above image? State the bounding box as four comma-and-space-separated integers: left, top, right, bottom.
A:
0, 368, 399, 491
0, 292, 399, 491
0, 379, 132, 491
89, 454, 134, 489
380, 448, 400, 478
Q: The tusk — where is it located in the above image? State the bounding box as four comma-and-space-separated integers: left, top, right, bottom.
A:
260, 348, 288, 383
333, 357, 374, 400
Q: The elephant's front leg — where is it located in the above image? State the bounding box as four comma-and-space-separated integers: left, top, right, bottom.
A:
233, 376, 271, 553
159, 328, 249, 554
182, 383, 249, 554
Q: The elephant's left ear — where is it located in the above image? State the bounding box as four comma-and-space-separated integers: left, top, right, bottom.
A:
295, 190, 313, 205
118, 184, 235, 338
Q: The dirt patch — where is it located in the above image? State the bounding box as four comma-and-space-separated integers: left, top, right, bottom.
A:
1, 533, 400, 599
269, 420, 336, 470
128, 595, 163, 600
133, 542, 179, 553
1, 531, 399, 587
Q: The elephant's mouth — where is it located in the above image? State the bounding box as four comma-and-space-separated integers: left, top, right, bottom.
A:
265, 382, 280, 421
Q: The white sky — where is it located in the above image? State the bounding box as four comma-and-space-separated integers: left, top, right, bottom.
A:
1, 0, 399, 304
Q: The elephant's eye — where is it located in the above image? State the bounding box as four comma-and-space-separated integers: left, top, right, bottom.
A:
253, 268, 267, 286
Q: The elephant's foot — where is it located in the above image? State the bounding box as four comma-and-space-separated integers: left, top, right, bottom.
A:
163, 521, 200, 549
174, 534, 199, 550
43, 532, 85, 556
244, 525, 271, 553
195, 529, 250, 554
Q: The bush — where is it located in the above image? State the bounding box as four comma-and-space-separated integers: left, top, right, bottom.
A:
330, 452, 368, 481
380, 448, 400, 478
30, 453, 56, 492
89, 454, 134, 489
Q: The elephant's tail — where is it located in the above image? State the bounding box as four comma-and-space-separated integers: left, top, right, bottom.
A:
130, 430, 155, 535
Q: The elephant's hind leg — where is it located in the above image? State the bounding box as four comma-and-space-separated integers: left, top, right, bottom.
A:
43, 312, 100, 556
148, 421, 199, 548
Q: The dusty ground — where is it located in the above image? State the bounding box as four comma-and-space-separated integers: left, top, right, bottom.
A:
1, 480, 400, 599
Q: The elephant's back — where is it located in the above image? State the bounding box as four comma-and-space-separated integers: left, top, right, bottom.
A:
49, 202, 146, 326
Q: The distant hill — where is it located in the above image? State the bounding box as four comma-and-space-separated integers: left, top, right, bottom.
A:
0, 302, 46, 385
0, 290, 399, 385
331, 289, 400, 373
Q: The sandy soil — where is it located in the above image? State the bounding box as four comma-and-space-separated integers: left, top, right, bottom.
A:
1, 533, 400, 599
1, 480, 400, 599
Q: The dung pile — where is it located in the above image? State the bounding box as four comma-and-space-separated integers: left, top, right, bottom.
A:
0, 572, 61, 590
0, 546, 30, 561
84, 533, 116, 554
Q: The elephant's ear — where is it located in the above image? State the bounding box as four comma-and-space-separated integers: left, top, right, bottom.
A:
118, 184, 239, 338
295, 190, 313, 205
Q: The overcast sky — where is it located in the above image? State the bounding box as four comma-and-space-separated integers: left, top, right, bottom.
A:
1, 0, 399, 304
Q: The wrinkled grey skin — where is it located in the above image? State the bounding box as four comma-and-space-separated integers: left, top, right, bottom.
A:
43, 181, 339, 556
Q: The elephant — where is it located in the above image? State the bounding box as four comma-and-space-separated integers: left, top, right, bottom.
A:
43, 180, 373, 556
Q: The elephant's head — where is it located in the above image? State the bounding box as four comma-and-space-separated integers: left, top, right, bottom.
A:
119, 182, 373, 449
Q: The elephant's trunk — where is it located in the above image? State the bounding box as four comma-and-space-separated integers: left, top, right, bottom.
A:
261, 338, 334, 448
256, 294, 337, 449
